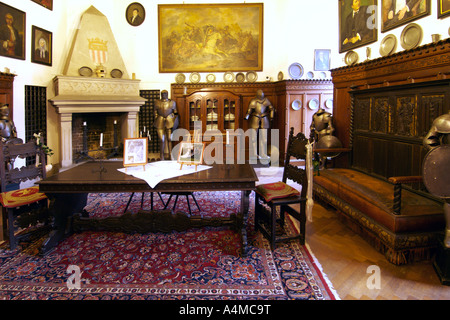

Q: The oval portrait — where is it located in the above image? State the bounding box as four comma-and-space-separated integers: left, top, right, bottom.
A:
126, 2, 145, 26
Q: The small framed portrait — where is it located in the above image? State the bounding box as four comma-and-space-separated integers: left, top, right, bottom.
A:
314, 49, 331, 71
31, 26, 52, 66
177, 142, 205, 166
126, 2, 145, 27
31, 0, 53, 11
123, 138, 148, 167
438, 0, 450, 18
339, 0, 378, 53
0, 2, 26, 60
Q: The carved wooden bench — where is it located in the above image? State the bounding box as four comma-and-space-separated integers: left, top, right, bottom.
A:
313, 168, 445, 265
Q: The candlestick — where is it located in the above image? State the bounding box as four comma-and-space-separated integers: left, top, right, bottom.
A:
100, 133, 103, 147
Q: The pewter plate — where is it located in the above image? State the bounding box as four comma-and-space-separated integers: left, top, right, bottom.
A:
344, 51, 359, 66
288, 62, 304, 79
175, 73, 186, 84
235, 72, 245, 83
206, 74, 216, 83
190, 72, 201, 83
325, 99, 333, 109
278, 71, 283, 81
379, 34, 397, 57
79, 66, 93, 77
306, 71, 314, 79
400, 23, 423, 50
246, 71, 257, 83
223, 72, 234, 83
110, 69, 123, 78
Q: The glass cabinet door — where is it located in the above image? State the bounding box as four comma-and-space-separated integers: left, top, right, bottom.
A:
206, 98, 218, 131
223, 99, 237, 130
188, 97, 201, 131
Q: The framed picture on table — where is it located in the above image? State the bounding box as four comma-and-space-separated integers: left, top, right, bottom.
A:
123, 138, 148, 168
177, 142, 205, 169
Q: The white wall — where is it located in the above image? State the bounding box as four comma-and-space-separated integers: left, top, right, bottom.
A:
0, 0, 447, 166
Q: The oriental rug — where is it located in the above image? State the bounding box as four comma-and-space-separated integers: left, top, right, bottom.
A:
0, 191, 338, 300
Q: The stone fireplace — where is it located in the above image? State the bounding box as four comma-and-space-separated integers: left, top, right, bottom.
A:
49, 6, 146, 168
50, 76, 146, 167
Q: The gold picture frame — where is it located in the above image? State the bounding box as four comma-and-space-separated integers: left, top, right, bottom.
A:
31, 25, 52, 66
339, 0, 378, 53
123, 138, 148, 168
158, 3, 263, 73
177, 142, 205, 170
381, 0, 430, 32
438, 0, 450, 18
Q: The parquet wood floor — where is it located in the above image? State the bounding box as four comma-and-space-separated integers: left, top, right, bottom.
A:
306, 203, 450, 300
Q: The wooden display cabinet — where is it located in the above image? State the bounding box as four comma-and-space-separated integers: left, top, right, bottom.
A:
185, 89, 241, 132
0, 72, 16, 120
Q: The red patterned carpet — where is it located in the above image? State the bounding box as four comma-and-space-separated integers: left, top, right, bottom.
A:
0, 191, 338, 300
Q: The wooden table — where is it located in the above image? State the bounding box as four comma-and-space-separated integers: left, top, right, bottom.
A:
37, 161, 258, 256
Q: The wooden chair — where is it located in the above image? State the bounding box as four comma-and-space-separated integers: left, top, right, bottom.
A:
0, 139, 48, 250
255, 127, 309, 249
124, 192, 166, 213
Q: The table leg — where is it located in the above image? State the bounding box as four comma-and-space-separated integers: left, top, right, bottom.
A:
240, 190, 251, 257
41, 193, 88, 254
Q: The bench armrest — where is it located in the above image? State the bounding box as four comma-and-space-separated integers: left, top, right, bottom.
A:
388, 176, 423, 215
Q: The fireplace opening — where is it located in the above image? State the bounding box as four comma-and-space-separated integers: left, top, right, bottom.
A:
72, 113, 124, 161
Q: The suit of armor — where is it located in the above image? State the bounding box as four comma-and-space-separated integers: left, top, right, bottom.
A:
154, 90, 179, 160
0, 104, 19, 142
423, 111, 450, 247
245, 90, 274, 159
310, 107, 335, 143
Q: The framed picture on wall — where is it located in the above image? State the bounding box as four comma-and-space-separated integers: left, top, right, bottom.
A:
381, 0, 431, 32
438, 0, 450, 18
314, 49, 331, 71
339, 0, 378, 53
0, 2, 25, 60
31, 0, 53, 11
126, 2, 145, 27
31, 26, 52, 66
158, 3, 263, 73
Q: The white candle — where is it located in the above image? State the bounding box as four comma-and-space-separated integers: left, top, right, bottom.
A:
83, 122, 87, 126
114, 120, 117, 125
226, 131, 230, 145
100, 133, 103, 147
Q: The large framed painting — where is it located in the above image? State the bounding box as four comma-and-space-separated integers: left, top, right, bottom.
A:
31, 26, 52, 66
381, 0, 431, 32
31, 0, 53, 11
438, 0, 450, 18
0, 2, 26, 60
339, 0, 378, 53
158, 3, 263, 73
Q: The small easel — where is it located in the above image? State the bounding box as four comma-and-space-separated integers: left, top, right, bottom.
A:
177, 141, 205, 172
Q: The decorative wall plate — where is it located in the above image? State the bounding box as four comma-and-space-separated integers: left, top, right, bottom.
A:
189, 72, 201, 83
325, 99, 333, 109
400, 23, 423, 50
306, 71, 314, 79
291, 99, 302, 111
223, 72, 234, 83
175, 73, 186, 84
79, 66, 93, 77
308, 98, 319, 110
344, 51, 359, 66
246, 71, 257, 83
206, 74, 216, 83
235, 72, 245, 83
379, 34, 397, 57
110, 69, 123, 78
288, 62, 304, 79
278, 71, 283, 81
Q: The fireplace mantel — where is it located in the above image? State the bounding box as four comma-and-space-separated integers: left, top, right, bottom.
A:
50, 75, 146, 167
